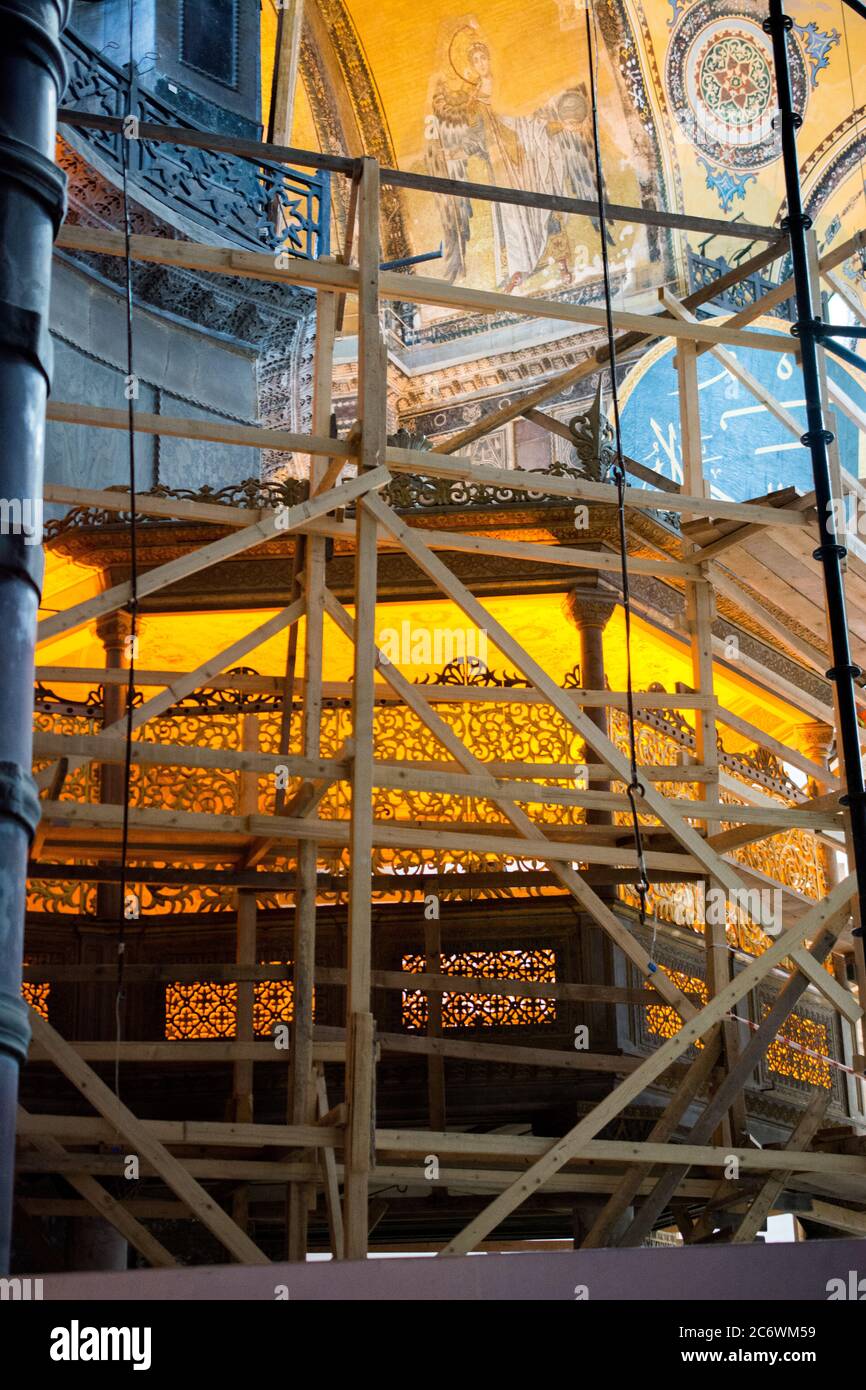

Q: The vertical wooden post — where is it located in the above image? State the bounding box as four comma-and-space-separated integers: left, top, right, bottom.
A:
424, 919, 446, 1131
232, 894, 256, 1126
232, 714, 259, 1130
343, 157, 383, 1259
677, 339, 746, 1147
267, 0, 305, 146
286, 269, 338, 1261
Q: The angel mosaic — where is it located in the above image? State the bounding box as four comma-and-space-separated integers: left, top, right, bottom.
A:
425, 25, 601, 290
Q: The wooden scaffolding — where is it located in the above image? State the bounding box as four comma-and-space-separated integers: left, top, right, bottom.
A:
17, 129, 866, 1266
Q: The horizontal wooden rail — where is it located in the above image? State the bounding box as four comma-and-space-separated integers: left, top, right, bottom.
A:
57, 108, 781, 243
54, 226, 798, 354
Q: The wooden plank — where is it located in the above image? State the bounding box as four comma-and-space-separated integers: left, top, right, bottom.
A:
619, 915, 852, 1246
288, 272, 337, 1261
42, 421, 810, 527
376, 1032, 670, 1075
35, 597, 306, 792
315, 1067, 344, 1260
581, 1032, 723, 1248
267, 0, 305, 144
379, 270, 796, 352
343, 157, 384, 1260
730, 1091, 829, 1243
692, 228, 866, 360
717, 706, 836, 788
43, 479, 270, 528
27, 1010, 271, 1264
33, 798, 707, 870
402, 525, 703, 581
16, 1108, 177, 1269
27, 1040, 346, 1064
46, 400, 352, 465
363, 493, 796, 933
437, 875, 856, 1255
374, 1129, 866, 1180
232, 890, 257, 1126
676, 325, 744, 1150
382, 449, 810, 526
37, 467, 388, 645
435, 243, 789, 456
322, 587, 701, 1020
663, 288, 803, 439
32, 676, 717, 711
54, 226, 795, 351
32, 731, 843, 831
57, 110, 782, 242
795, 1198, 866, 1236
24, 961, 665, 1007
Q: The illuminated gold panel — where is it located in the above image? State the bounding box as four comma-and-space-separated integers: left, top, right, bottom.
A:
165, 972, 298, 1040
21, 980, 49, 1021
646, 970, 708, 1046
764, 1008, 832, 1090
401, 948, 556, 1028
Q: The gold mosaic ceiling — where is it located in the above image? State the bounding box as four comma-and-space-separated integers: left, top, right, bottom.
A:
261, 0, 866, 303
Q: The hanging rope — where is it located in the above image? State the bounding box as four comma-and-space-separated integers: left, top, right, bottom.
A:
584, 7, 652, 952
114, 0, 141, 1100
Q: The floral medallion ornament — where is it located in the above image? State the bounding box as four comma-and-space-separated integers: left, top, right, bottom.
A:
665, 0, 813, 210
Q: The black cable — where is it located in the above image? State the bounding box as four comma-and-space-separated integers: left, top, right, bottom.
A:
584, 7, 651, 938
115, 0, 140, 1100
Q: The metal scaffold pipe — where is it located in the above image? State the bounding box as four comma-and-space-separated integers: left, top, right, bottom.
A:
0, 0, 69, 1272
765, 0, 866, 939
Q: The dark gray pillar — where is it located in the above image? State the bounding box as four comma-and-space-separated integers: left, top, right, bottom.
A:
0, 0, 69, 1273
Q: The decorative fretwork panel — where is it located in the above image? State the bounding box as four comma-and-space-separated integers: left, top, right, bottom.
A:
611, 705, 827, 957
30, 668, 829, 917
401, 949, 556, 1029
763, 1006, 832, 1090
164, 971, 296, 1040
645, 969, 708, 1046
21, 981, 49, 1021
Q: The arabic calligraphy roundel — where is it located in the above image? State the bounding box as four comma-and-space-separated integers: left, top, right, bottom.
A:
666, 0, 808, 171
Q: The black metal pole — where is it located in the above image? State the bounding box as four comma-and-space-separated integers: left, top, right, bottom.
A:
0, 0, 69, 1272
765, 0, 866, 939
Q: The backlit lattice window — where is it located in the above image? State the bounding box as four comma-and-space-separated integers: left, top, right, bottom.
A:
165, 968, 299, 1040
401, 949, 556, 1029
764, 1007, 832, 1089
21, 980, 49, 1021
646, 970, 708, 1046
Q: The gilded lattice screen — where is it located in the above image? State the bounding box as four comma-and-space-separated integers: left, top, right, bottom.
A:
401, 948, 557, 1029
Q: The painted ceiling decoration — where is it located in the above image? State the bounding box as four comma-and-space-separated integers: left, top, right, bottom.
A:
262, 0, 865, 312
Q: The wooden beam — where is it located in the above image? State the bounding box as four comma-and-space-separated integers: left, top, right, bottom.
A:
267, 0, 305, 145
27, 1010, 271, 1264
729, 1091, 829, 1243
619, 915, 852, 1246
363, 494, 791, 932
54, 226, 797, 351
437, 875, 856, 1255
27, 1039, 346, 1064
433, 244, 791, 456
37, 467, 388, 645
35, 597, 306, 792
56, 111, 781, 243
16, 1107, 177, 1269
343, 157, 384, 1260
322, 587, 700, 1020
581, 1032, 723, 1248
287, 267, 337, 1261
315, 1067, 344, 1260
46, 400, 353, 466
